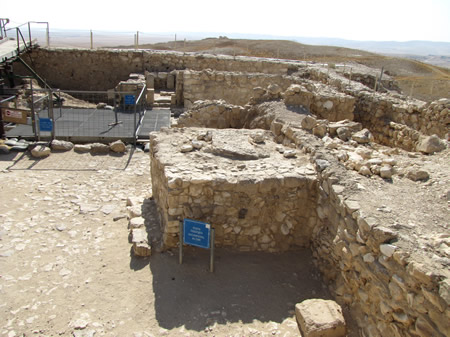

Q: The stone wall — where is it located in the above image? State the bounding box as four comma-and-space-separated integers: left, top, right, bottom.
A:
311, 156, 449, 337
182, 70, 303, 107
150, 128, 318, 251
17, 48, 294, 91
181, 72, 355, 122
354, 92, 449, 150
321, 71, 449, 141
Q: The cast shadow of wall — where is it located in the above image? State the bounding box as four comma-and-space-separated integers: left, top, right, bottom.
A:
149, 247, 332, 332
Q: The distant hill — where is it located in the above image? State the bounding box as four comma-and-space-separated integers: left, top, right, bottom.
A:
291, 38, 450, 56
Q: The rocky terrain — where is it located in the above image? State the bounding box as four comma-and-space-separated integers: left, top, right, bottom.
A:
0, 149, 355, 337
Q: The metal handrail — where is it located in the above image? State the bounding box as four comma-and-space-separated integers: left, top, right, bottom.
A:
15, 27, 30, 54
135, 83, 147, 105
0, 95, 16, 104
5, 21, 50, 48
0, 18, 9, 39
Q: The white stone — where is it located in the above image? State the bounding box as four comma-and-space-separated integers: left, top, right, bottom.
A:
283, 150, 296, 158
416, 135, 446, 154
363, 253, 375, 263
352, 128, 372, 144
180, 144, 194, 153
281, 223, 290, 235
51, 140, 74, 151
295, 299, 346, 337
74, 144, 91, 153
129, 217, 145, 229
380, 166, 393, 179
191, 140, 204, 149
110, 140, 126, 153
31, 145, 51, 158
323, 100, 334, 110
380, 244, 397, 257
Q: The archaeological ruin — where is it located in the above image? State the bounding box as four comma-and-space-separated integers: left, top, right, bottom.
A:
4, 46, 449, 336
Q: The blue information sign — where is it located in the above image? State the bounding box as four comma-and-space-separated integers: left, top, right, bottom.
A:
124, 95, 136, 105
39, 118, 53, 132
183, 219, 211, 249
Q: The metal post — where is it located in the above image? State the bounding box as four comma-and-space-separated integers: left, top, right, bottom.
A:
410, 82, 415, 98
90, 30, 93, 49
136, 31, 139, 49
210, 228, 215, 273
179, 221, 183, 265
133, 99, 137, 146
0, 106, 5, 139
379, 67, 384, 84
48, 89, 55, 140
46, 23, 49, 47
16, 27, 19, 52
58, 89, 62, 118
28, 22, 31, 46
30, 79, 37, 139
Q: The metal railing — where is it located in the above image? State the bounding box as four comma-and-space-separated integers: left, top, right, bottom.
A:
3, 20, 49, 51
0, 18, 9, 40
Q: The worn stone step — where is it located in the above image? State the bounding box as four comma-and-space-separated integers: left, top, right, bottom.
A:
155, 97, 171, 103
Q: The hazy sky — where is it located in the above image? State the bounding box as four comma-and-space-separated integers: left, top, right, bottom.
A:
3, 0, 450, 42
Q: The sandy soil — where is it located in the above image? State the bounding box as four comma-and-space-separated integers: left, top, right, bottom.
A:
0, 150, 352, 337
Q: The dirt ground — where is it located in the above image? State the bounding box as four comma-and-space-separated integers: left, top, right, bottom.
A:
0, 150, 352, 337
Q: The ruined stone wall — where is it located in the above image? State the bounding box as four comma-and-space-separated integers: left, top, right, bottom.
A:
20, 48, 448, 142
321, 71, 449, 141
262, 113, 449, 337
18, 48, 293, 91
354, 92, 449, 150
150, 128, 319, 252
182, 70, 303, 107
312, 160, 449, 337
164, 101, 449, 337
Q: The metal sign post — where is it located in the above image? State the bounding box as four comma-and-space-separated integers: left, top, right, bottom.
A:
179, 219, 215, 272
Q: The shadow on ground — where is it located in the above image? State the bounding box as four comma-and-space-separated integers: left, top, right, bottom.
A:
149, 247, 331, 332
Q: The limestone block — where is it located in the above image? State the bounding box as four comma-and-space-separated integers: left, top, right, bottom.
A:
51, 139, 74, 151
74, 144, 91, 153
336, 127, 352, 141
406, 168, 429, 181
379, 165, 393, 179
110, 140, 126, 153
90, 143, 110, 154
127, 205, 142, 219
146, 88, 154, 105
131, 227, 151, 257
301, 115, 317, 130
416, 135, 446, 154
352, 128, 372, 144
31, 144, 51, 158
128, 217, 145, 230
295, 299, 346, 337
